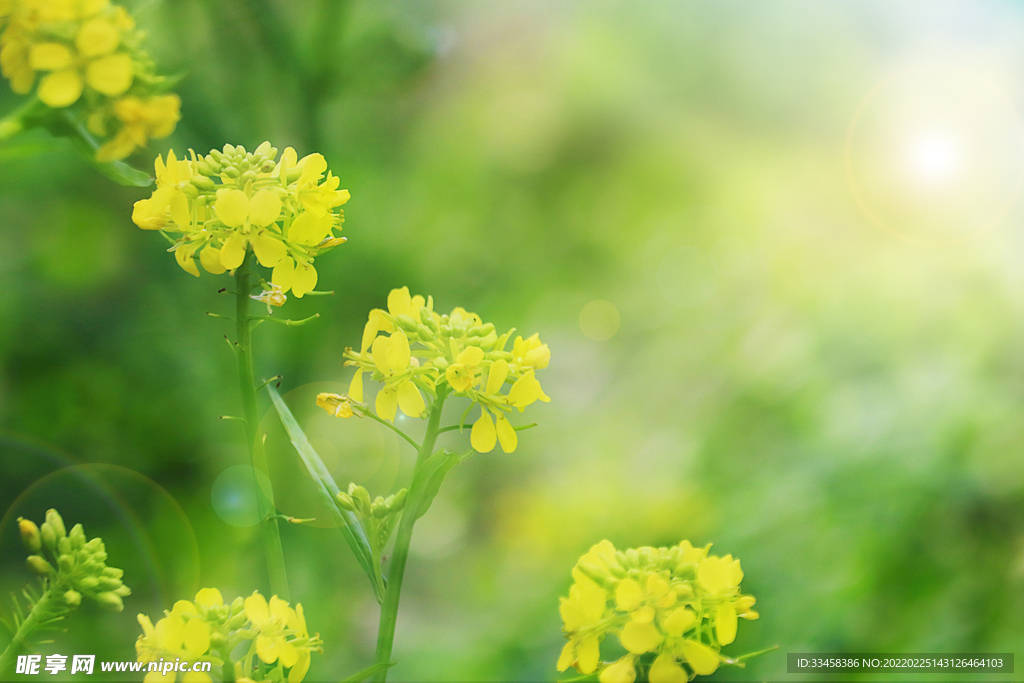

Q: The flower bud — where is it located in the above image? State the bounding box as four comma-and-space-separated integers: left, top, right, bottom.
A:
210, 631, 227, 648
40, 522, 57, 553
77, 576, 99, 591
231, 596, 244, 612
58, 537, 72, 556
64, 590, 82, 608
27, 555, 54, 575
58, 555, 75, 573
395, 314, 418, 333
84, 538, 103, 553
420, 309, 439, 331
97, 577, 123, 591
102, 567, 124, 579
196, 161, 216, 176
336, 492, 355, 511
18, 518, 41, 553
416, 325, 434, 340
352, 486, 372, 516
95, 592, 124, 612
390, 489, 408, 512
69, 524, 86, 550
371, 500, 389, 519
227, 612, 248, 629
431, 357, 450, 371
114, 585, 132, 597
45, 510, 66, 539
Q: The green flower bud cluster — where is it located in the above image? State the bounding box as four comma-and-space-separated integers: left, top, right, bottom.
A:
557, 540, 760, 683
19, 510, 130, 613
336, 483, 408, 559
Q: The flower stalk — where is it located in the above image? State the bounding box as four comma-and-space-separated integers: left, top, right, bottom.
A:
235, 252, 289, 601
371, 387, 448, 682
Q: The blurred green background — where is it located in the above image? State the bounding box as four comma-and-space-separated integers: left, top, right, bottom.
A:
3, 0, 1024, 680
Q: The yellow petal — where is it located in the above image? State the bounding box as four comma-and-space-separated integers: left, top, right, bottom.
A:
697, 556, 737, 595
455, 346, 484, 366
288, 650, 310, 683
272, 257, 295, 293
29, 43, 73, 70
371, 335, 393, 376
579, 582, 607, 623
175, 244, 199, 277
471, 410, 497, 453
220, 233, 246, 270
170, 191, 189, 228
291, 262, 317, 297
646, 574, 670, 600
255, 633, 279, 664
244, 592, 270, 627
678, 639, 719, 676
662, 607, 696, 638
200, 246, 226, 274
507, 370, 551, 410
648, 654, 688, 683
248, 189, 282, 227
619, 621, 662, 654
289, 603, 308, 636
631, 606, 655, 624
194, 588, 223, 608
76, 18, 120, 56
277, 640, 298, 669
376, 385, 398, 422
215, 189, 250, 228
495, 413, 518, 453
154, 615, 185, 651
397, 380, 425, 418
615, 578, 643, 612
38, 69, 83, 107
486, 359, 508, 394
556, 641, 575, 672
576, 635, 600, 674
85, 53, 132, 96
252, 231, 286, 267
599, 657, 637, 683
715, 603, 737, 645
386, 329, 411, 372
387, 286, 412, 317
349, 369, 364, 402
269, 595, 293, 621
182, 618, 210, 658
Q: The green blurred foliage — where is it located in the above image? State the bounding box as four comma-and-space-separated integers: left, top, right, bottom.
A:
3, 0, 1024, 681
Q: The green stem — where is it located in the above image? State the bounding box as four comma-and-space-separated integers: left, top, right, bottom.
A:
235, 252, 290, 600
356, 405, 420, 450
0, 97, 41, 142
0, 583, 58, 677
372, 387, 448, 682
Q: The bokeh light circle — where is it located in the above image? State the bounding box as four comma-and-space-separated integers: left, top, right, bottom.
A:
655, 246, 719, 308
578, 300, 621, 341
846, 66, 1024, 244
211, 465, 274, 527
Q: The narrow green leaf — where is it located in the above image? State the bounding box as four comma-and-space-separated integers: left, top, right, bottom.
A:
412, 449, 460, 520
339, 659, 396, 683
266, 385, 384, 601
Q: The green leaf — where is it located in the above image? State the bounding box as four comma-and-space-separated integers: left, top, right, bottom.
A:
339, 659, 396, 683
266, 385, 384, 602
412, 449, 460, 520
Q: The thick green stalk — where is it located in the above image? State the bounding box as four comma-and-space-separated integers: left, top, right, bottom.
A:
372, 389, 448, 682
0, 584, 58, 677
235, 253, 290, 600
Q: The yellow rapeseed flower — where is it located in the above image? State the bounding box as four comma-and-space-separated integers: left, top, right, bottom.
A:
557, 540, 760, 681
0, 0, 180, 159
132, 143, 349, 297
324, 286, 552, 454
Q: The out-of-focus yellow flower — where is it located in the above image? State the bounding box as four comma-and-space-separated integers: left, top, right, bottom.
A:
316, 392, 353, 418
557, 540, 760, 681
132, 143, 348, 298
0, 0, 180, 159
335, 287, 551, 452
136, 588, 320, 683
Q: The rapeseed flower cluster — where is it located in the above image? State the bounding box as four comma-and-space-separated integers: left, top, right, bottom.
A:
19, 509, 130, 613
558, 540, 758, 683
317, 286, 551, 453
136, 588, 321, 683
0, 0, 180, 159
131, 142, 349, 297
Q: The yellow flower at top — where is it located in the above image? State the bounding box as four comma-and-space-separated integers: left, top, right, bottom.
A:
0, 0, 181, 159
131, 142, 349, 297
323, 286, 551, 454
557, 540, 760, 682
